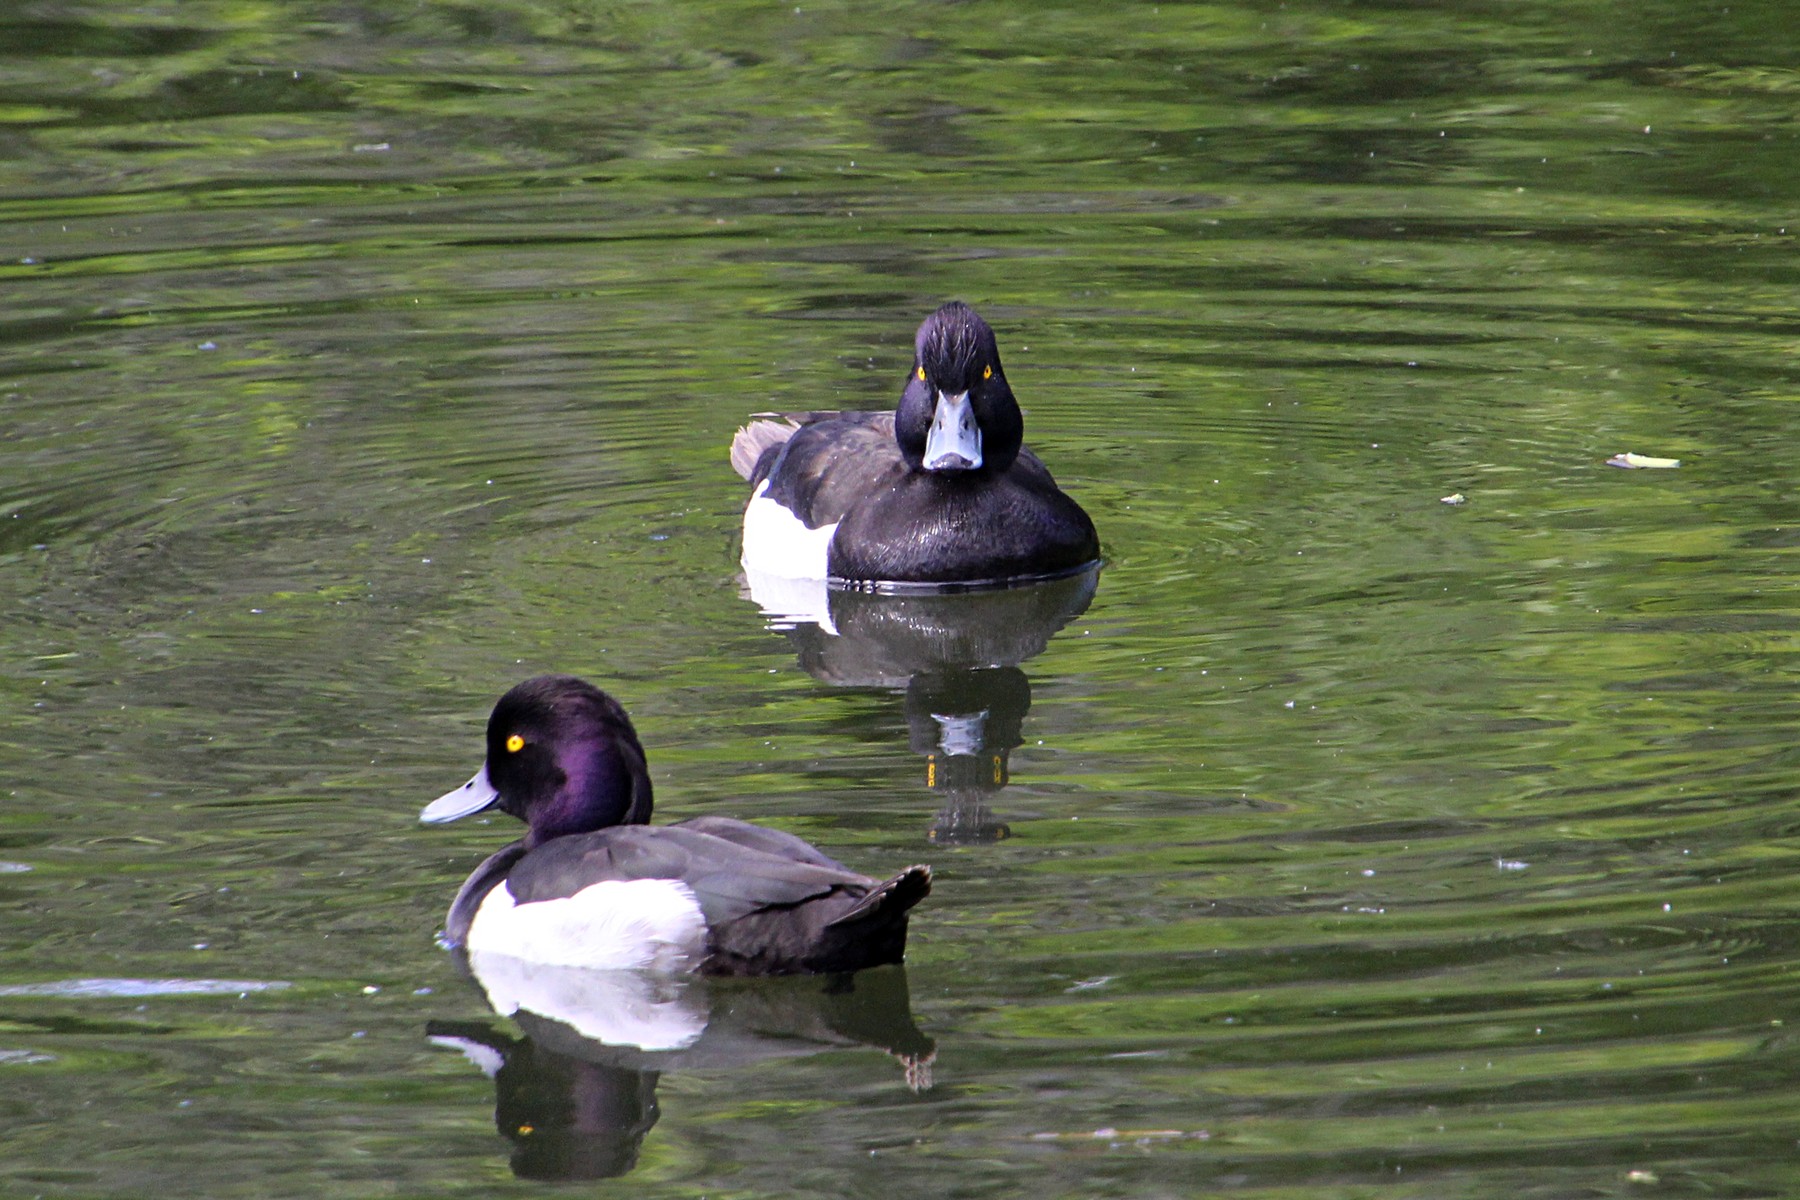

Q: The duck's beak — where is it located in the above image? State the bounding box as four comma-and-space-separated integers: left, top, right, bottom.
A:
421, 764, 500, 824
923, 389, 982, 471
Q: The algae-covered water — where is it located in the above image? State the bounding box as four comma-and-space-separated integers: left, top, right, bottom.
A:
6, 2, 1800, 1196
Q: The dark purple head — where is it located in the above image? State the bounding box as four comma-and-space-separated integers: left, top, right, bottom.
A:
423, 675, 654, 849
894, 302, 1024, 475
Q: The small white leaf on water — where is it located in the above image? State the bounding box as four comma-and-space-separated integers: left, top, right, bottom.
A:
1607, 452, 1680, 469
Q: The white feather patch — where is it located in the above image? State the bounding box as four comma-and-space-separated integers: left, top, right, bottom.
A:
466, 877, 708, 973
465, 951, 707, 1051
740, 478, 839, 582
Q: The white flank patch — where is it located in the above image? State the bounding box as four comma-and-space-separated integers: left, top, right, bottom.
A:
466, 951, 708, 1052
741, 478, 838, 582
467, 878, 708, 973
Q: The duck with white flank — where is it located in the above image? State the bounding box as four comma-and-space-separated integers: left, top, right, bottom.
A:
422, 675, 931, 976
733, 302, 1099, 589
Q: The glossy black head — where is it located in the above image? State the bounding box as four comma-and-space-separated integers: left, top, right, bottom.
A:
894, 301, 1024, 474
484, 675, 654, 847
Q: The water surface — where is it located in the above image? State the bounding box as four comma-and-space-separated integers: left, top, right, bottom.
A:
5, 2, 1800, 1196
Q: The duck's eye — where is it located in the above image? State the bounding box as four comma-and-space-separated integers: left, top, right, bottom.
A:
982, 364, 992, 380
505, 734, 525, 753
916, 366, 926, 382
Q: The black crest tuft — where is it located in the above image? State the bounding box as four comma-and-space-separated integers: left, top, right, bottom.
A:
916, 301, 1000, 390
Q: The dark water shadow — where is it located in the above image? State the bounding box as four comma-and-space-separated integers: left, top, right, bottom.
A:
749, 566, 1099, 843
428, 958, 931, 1181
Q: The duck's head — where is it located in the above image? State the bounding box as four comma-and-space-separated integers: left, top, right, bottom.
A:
895, 301, 1023, 475
421, 675, 654, 847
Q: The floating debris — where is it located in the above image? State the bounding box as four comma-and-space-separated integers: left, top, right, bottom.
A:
1607, 452, 1680, 469
1030, 1128, 1208, 1143
1440, 493, 1467, 505
0, 1049, 54, 1065
0, 978, 290, 998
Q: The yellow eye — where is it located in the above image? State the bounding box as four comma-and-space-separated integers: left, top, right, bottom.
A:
916, 366, 926, 381
982, 364, 992, 380
505, 734, 524, 753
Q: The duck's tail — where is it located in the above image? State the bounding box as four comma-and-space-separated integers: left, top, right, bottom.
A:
829, 864, 933, 928
729, 416, 802, 481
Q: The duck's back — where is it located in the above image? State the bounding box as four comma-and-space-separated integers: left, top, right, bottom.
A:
462, 819, 930, 976
737, 412, 907, 530
737, 412, 1098, 586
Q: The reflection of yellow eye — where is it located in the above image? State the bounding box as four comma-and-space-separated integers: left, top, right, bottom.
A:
505, 734, 524, 753
916, 366, 926, 381
982, 364, 992, 380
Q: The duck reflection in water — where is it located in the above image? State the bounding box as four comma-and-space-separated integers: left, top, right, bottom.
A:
428, 960, 931, 1181
906, 667, 1027, 844
749, 566, 1097, 844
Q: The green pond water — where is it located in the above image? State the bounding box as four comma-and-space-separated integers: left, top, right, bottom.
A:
6, 1, 1800, 1195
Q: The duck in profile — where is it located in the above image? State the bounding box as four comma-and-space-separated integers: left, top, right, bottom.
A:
421, 675, 931, 976
732, 302, 1100, 589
